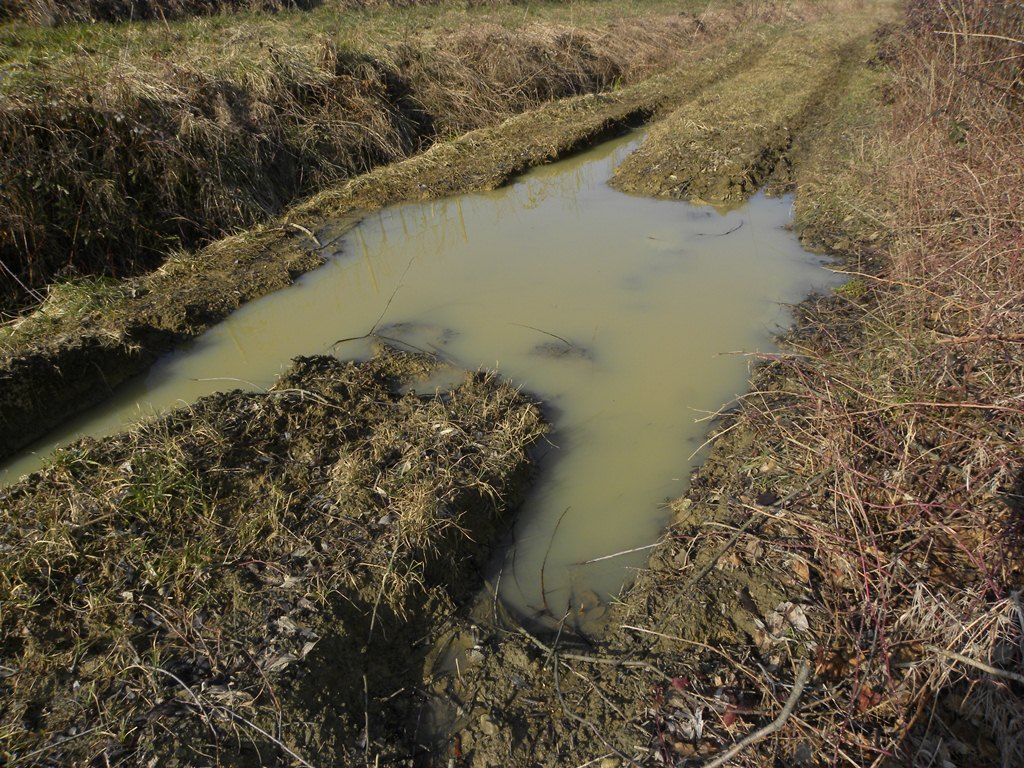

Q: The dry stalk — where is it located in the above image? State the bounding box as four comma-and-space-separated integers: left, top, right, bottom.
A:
702, 661, 812, 768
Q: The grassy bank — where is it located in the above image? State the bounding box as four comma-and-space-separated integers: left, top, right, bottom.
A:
711, 2, 1024, 761
0, 349, 545, 765
0, 0, 724, 315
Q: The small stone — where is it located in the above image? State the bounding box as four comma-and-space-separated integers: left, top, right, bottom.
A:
478, 713, 499, 737
600, 758, 621, 768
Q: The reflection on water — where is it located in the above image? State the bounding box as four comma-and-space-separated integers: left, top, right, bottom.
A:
0, 133, 840, 624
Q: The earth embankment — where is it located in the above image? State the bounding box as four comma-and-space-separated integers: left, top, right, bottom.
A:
0, 349, 546, 765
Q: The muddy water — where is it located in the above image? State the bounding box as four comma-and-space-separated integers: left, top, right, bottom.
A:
1, 133, 839, 624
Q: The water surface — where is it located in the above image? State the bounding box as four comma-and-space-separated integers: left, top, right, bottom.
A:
1, 134, 838, 623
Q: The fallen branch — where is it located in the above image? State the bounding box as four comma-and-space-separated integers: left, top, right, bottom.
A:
701, 660, 811, 768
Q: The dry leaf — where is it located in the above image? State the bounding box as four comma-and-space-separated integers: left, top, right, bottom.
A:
788, 557, 811, 584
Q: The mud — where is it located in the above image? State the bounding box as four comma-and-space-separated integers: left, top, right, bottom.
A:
0, 348, 545, 765
424, 414, 822, 768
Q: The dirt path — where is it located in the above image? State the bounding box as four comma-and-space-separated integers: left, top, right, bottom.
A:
8, 1, 1021, 766
610, 18, 871, 205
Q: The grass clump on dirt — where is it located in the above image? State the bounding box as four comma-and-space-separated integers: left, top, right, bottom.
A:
0, 348, 545, 766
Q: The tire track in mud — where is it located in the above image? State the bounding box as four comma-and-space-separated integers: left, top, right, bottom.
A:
610, 19, 878, 206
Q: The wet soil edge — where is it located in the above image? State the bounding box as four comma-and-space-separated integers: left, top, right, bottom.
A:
0, 26, 776, 463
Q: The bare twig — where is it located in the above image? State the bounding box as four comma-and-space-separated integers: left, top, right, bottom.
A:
540, 506, 572, 617
928, 646, 1024, 686
517, 626, 670, 680
219, 707, 316, 768
363, 673, 371, 768
509, 322, 577, 349
7, 727, 103, 766
701, 660, 811, 768
548, 619, 645, 768
285, 222, 322, 248
575, 542, 660, 565
368, 536, 402, 645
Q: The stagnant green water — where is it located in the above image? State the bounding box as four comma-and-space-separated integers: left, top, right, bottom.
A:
2, 133, 840, 624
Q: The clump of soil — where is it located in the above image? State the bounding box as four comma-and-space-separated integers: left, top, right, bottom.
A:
0, 347, 546, 765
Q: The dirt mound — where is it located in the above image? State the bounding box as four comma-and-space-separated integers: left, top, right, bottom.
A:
0, 348, 545, 765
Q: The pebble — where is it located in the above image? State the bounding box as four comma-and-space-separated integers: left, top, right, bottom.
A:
478, 713, 499, 737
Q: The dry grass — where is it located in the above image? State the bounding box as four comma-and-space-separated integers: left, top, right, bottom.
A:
698, 1, 1024, 763
0, 349, 546, 765
590, 4, 1023, 766
0, 0, 404, 26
